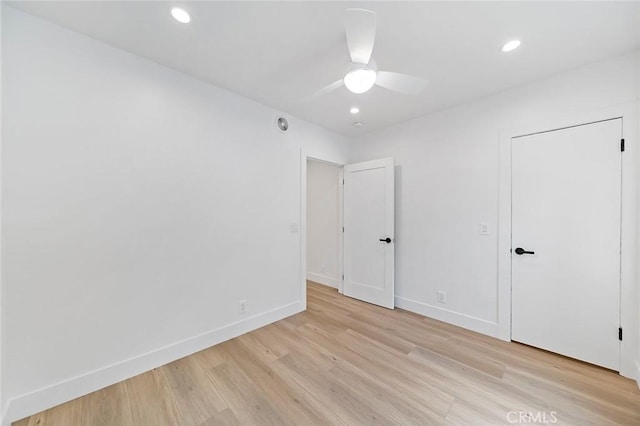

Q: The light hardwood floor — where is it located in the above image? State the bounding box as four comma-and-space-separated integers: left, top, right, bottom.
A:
14, 281, 640, 425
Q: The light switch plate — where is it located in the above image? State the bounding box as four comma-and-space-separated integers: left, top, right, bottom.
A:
479, 222, 489, 235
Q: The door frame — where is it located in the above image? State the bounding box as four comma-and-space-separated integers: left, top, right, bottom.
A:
498, 102, 638, 379
300, 153, 345, 310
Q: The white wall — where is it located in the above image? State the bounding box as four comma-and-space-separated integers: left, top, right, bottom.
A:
307, 160, 341, 288
1, 7, 349, 422
350, 50, 640, 370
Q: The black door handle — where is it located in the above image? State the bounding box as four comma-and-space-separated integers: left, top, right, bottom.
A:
379, 237, 392, 243
515, 247, 535, 255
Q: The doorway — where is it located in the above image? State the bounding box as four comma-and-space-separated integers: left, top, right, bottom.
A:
511, 118, 622, 370
304, 156, 396, 309
306, 159, 343, 292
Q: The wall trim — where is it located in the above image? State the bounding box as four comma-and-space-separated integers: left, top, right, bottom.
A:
307, 272, 339, 289
3, 300, 304, 424
395, 296, 499, 338
636, 361, 640, 390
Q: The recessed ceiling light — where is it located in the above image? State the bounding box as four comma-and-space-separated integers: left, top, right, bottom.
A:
502, 40, 521, 52
353, 122, 363, 127
350, 107, 360, 114
171, 7, 191, 24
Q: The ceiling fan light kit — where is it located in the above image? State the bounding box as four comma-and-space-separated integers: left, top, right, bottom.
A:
344, 65, 377, 94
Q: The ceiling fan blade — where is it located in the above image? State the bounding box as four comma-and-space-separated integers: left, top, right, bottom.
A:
304, 80, 344, 102
375, 71, 428, 95
345, 8, 376, 65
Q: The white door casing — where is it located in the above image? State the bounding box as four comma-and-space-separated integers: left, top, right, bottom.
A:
511, 118, 622, 370
343, 157, 395, 309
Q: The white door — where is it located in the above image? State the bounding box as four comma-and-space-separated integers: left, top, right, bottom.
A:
511, 119, 622, 370
343, 157, 395, 309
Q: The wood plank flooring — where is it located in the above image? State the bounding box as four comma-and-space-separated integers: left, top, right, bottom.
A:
14, 281, 640, 425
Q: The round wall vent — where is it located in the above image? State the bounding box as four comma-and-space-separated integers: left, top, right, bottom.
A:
277, 117, 289, 132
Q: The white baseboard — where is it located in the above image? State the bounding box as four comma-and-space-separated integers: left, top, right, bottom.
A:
636, 361, 640, 390
394, 296, 499, 338
4, 301, 304, 424
307, 272, 338, 289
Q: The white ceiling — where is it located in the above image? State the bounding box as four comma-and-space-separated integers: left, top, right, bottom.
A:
9, 1, 640, 137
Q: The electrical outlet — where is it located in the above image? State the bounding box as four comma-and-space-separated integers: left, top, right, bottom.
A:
437, 291, 447, 304
239, 299, 247, 314
290, 223, 299, 233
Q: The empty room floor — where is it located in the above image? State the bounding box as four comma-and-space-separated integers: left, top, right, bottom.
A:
14, 282, 640, 425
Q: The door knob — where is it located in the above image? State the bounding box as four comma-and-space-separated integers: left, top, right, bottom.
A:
515, 247, 535, 255
379, 237, 392, 243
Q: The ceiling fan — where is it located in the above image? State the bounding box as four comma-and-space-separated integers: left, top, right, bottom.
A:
311, 8, 428, 99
